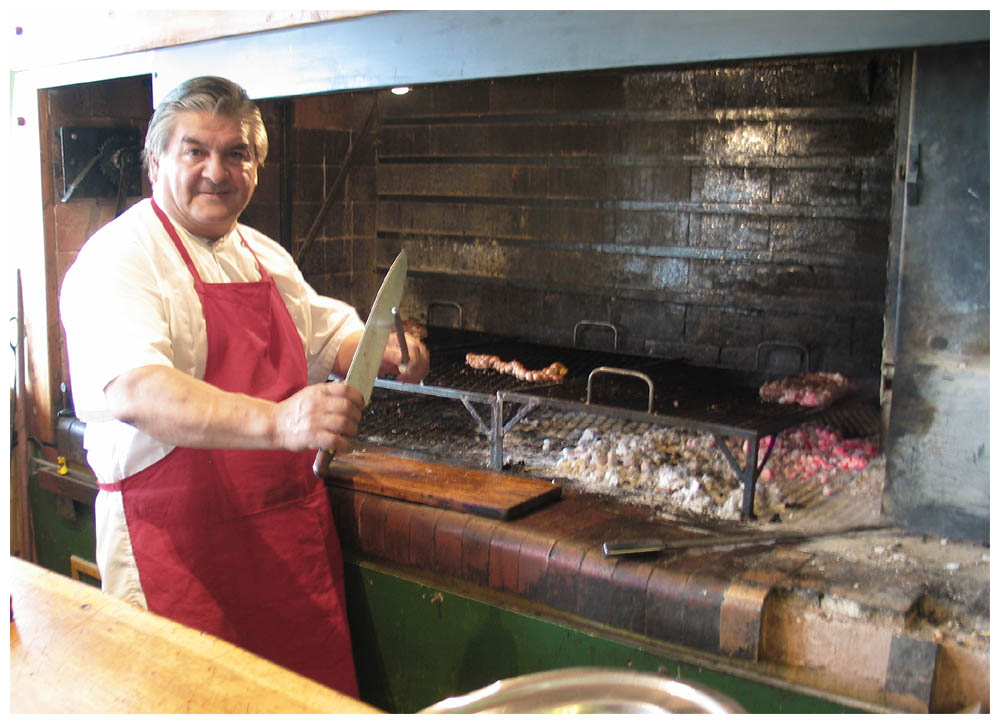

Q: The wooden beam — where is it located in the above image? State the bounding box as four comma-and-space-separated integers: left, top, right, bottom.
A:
9, 9, 383, 71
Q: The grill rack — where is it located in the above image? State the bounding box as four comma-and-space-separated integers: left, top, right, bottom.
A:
361, 325, 878, 520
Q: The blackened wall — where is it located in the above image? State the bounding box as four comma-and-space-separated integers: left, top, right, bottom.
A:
246, 53, 899, 379
248, 94, 378, 306
373, 53, 898, 377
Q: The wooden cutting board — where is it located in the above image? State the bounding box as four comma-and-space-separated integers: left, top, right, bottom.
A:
323, 447, 562, 520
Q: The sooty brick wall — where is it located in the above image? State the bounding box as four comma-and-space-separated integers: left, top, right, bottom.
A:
375, 54, 899, 377
258, 53, 899, 379
246, 94, 378, 308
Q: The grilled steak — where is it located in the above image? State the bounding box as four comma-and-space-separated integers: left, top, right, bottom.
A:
759, 371, 853, 407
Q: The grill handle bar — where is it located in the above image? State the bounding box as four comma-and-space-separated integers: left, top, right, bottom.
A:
428, 300, 463, 329
574, 320, 619, 350
755, 341, 810, 374
587, 367, 654, 413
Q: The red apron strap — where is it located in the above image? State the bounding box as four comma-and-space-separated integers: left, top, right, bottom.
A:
150, 198, 265, 283
150, 199, 201, 282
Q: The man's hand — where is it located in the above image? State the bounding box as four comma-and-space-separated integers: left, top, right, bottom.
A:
334, 329, 430, 384
380, 332, 430, 383
272, 380, 364, 454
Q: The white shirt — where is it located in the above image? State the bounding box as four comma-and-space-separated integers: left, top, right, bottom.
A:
60, 198, 364, 483
59, 199, 364, 604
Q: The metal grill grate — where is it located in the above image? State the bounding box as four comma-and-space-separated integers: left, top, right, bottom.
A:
419, 339, 663, 396
360, 327, 881, 519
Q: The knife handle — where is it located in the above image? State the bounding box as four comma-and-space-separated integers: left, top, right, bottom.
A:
392, 307, 410, 375
601, 539, 666, 556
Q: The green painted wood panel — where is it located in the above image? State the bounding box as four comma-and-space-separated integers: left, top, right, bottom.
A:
344, 562, 864, 714
27, 472, 98, 583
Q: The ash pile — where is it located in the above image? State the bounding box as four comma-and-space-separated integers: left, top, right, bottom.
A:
506, 410, 883, 526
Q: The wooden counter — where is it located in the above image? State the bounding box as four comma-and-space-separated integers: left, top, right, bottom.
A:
8, 557, 381, 714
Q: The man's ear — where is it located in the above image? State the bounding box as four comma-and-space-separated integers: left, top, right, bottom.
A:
147, 152, 159, 184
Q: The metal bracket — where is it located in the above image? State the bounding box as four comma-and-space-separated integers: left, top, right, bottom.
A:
460, 395, 495, 438
460, 394, 507, 470
459, 394, 539, 470
906, 143, 921, 206
502, 398, 540, 436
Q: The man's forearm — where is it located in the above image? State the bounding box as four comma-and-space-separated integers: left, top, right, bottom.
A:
104, 365, 278, 449
332, 330, 363, 378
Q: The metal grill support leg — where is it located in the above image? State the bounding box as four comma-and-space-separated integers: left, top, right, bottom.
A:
713, 434, 767, 521
459, 395, 505, 471
741, 437, 760, 520
489, 396, 504, 470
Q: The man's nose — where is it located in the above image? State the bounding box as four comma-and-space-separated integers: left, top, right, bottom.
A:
202, 152, 228, 183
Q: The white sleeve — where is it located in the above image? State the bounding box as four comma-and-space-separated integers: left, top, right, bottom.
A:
59, 221, 180, 422
299, 282, 366, 385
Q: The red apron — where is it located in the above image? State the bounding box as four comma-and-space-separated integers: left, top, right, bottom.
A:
98, 200, 359, 696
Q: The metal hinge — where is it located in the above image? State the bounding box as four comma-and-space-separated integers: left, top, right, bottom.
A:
906, 143, 921, 206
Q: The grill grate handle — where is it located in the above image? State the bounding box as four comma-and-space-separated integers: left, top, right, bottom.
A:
428, 300, 463, 329
574, 320, 619, 350
586, 366, 654, 413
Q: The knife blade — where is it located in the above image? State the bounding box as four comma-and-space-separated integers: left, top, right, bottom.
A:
313, 249, 408, 477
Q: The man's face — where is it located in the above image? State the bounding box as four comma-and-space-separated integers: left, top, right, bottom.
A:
150, 110, 259, 239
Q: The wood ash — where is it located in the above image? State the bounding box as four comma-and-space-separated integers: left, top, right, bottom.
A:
523, 421, 882, 523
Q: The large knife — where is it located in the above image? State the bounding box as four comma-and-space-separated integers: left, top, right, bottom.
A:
601, 524, 886, 557
313, 249, 408, 477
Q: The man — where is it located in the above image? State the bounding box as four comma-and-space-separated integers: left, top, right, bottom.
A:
59, 76, 429, 697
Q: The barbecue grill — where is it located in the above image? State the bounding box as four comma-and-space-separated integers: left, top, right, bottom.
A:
356, 316, 878, 520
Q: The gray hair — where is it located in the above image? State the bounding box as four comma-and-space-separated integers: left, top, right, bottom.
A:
144, 76, 268, 179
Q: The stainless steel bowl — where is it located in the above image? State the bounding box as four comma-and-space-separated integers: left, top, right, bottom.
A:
419, 667, 745, 714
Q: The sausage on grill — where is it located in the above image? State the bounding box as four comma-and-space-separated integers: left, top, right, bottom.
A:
465, 353, 568, 383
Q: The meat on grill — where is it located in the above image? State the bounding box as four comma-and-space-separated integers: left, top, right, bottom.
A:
759, 371, 853, 407
466, 353, 569, 383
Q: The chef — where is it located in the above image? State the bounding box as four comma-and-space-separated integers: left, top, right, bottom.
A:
59, 75, 429, 696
